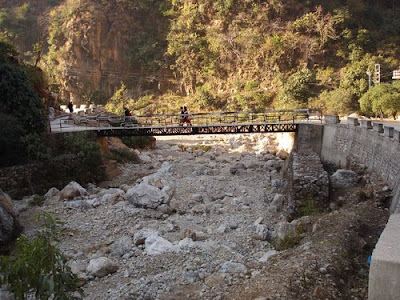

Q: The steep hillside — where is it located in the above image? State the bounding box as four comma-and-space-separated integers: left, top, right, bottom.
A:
1, 0, 399, 114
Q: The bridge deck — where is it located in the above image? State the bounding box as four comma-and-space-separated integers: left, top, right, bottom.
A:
50, 109, 321, 136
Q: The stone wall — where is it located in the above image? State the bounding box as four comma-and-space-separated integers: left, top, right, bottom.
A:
297, 122, 400, 214
286, 149, 329, 218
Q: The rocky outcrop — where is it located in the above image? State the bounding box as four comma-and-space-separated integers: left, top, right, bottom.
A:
46, 0, 169, 103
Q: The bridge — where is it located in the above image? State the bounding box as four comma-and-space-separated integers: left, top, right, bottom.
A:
51, 109, 322, 136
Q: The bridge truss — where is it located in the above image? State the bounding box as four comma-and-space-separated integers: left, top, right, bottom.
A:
96, 123, 298, 137
53, 109, 321, 136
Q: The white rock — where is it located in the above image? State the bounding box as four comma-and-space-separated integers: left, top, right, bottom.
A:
126, 183, 169, 209
145, 234, 176, 255
87, 257, 118, 278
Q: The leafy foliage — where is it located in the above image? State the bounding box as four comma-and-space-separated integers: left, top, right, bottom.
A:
105, 83, 134, 115
0, 113, 25, 167
0, 46, 47, 134
0, 213, 83, 299
63, 132, 103, 177
0, 39, 48, 166
121, 136, 155, 150
359, 82, 400, 118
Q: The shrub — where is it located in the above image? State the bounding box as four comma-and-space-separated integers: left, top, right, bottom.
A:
0, 212, 83, 299
272, 225, 305, 251
298, 197, 320, 217
0, 113, 26, 167
105, 148, 140, 163
62, 132, 103, 180
29, 194, 45, 207
121, 136, 155, 149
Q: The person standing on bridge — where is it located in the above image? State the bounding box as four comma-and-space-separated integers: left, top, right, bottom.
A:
179, 106, 185, 126
183, 106, 191, 126
124, 107, 131, 117
68, 101, 73, 113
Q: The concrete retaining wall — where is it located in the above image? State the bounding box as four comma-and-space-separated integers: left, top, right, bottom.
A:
316, 123, 400, 214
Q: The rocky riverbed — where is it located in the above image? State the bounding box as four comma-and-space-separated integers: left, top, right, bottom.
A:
11, 133, 389, 299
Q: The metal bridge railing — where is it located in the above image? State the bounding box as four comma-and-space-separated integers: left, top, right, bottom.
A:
51, 109, 322, 132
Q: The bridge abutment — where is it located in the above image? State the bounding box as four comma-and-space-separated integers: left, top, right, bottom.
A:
296, 120, 400, 299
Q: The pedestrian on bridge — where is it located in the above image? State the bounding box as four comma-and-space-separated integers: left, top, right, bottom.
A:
179, 106, 185, 126
68, 101, 73, 113
124, 107, 131, 117
183, 106, 191, 126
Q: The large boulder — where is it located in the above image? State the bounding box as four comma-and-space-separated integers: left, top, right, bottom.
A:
0, 189, 22, 248
126, 183, 170, 209
59, 181, 87, 201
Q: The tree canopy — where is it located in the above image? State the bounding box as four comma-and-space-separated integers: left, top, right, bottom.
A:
359, 82, 400, 118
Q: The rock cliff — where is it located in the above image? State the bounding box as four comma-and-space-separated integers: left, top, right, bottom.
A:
0, 0, 169, 103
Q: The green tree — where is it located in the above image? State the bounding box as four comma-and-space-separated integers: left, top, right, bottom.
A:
105, 83, 135, 115
275, 68, 316, 109
359, 82, 400, 118
317, 88, 357, 115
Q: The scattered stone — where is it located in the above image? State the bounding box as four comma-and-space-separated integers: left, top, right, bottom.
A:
259, 250, 277, 263
111, 235, 133, 257
330, 169, 358, 189
87, 257, 118, 278
126, 183, 170, 209
179, 228, 196, 241
133, 229, 158, 246
145, 234, 176, 255
59, 181, 87, 201
230, 163, 247, 175
219, 261, 247, 274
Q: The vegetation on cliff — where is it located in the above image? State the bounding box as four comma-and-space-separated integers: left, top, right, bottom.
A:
1, 0, 400, 117
0, 39, 48, 166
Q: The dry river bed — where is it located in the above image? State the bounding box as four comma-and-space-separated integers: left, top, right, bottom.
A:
18, 133, 388, 300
